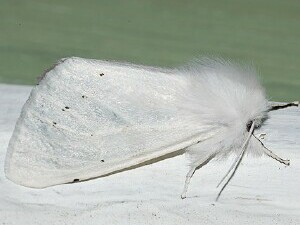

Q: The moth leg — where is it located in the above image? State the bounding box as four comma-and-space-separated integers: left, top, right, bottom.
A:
253, 135, 290, 166
262, 145, 290, 166
181, 166, 197, 199
181, 153, 216, 199
269, 101, 298, 111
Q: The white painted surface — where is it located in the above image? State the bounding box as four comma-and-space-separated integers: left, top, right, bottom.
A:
0, 84, 299, 225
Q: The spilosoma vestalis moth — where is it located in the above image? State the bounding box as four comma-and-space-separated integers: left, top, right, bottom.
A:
5, 57, 297, 200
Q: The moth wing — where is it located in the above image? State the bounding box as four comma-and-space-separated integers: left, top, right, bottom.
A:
5, 57, 216, 188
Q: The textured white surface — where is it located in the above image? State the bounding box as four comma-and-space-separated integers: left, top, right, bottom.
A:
0, 84, 299, 225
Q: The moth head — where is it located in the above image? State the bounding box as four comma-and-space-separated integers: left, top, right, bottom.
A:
246, 116, 266, 132
246, 120, 253, 132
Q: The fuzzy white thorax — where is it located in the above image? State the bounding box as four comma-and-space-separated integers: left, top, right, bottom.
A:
176, 58, 269, 165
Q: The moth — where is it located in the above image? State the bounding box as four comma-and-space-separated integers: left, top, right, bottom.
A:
5, 57, 296, 200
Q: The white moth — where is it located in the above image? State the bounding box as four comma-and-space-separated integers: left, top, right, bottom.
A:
5, 57, 294, 200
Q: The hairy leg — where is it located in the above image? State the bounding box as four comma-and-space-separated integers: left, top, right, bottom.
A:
181, 153, 217, 199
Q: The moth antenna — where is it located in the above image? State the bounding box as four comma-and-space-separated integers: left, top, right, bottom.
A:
216, 156, 238, 188
252, 135, 290, 166
215, 121, 255, 201
216, 123, 256, 189
269, 101, 299, 111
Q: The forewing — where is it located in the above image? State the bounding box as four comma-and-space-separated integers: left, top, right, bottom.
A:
5, 57, 215, 188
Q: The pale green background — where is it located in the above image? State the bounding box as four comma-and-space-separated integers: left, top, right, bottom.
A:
1, 0, 299, 101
